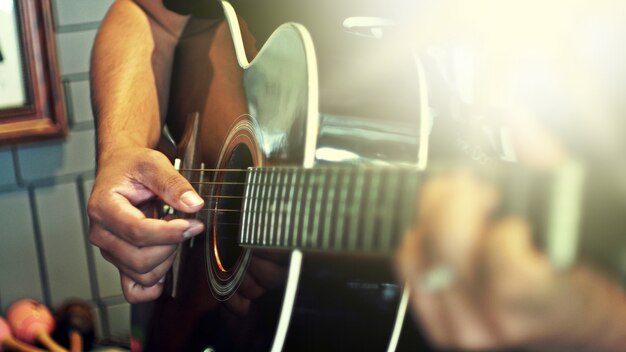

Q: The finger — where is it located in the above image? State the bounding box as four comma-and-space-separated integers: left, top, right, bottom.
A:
91, 226, 178, 272
418, 172, 498, 278
439, 287, 500, 350
400, 229, 499, 350
120, 272, 164, 303
131, 150, 204, 213
482, 217, 554, 343
104, 249, 177, 287
92, 196, 204, 246
396, 231, 453, 348
484, 217, 552, 304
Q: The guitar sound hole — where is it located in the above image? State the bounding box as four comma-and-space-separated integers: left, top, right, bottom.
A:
213, 143, 252, 274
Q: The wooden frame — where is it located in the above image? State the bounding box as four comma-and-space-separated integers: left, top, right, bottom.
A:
0, 0, 67, 146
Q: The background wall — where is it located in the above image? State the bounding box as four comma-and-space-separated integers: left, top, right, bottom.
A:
0, 0, 130, 344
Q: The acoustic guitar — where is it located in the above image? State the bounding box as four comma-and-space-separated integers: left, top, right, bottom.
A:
143, 1, 434, 350
141, 1, 613, 351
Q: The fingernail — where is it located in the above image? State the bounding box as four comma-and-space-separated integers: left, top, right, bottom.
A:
180, 191, 203, 208
158, 277, 166, 284
183, 222, 203, 238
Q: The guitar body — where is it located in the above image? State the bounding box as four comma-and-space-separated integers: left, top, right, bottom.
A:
146, 1, 431, 350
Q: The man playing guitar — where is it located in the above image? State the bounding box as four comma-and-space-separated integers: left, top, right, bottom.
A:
88, 0, 626, 350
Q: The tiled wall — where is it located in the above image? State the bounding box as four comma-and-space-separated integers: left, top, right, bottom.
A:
0, 0, 130, 343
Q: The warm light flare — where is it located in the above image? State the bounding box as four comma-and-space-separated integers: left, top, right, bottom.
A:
404, 0, 626, 159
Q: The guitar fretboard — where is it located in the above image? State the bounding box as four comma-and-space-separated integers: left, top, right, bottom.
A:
239, 166, 420, 254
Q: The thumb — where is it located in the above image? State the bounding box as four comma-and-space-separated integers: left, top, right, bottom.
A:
137, 151, 205, 213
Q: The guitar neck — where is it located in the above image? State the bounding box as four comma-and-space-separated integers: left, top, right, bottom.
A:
239, 165, 420, 254
238, 161, 588, 269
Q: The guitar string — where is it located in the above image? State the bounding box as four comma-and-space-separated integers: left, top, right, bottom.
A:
185, 170, 371, 224
175, 220, 240, 226
178, 168, 248, 172
179, 169, 407, 247
188, 180, 327, 186
178, 167, 410, 172
189, 181, 247, 185
197, 195, 245, 199
200, 208, 242, 212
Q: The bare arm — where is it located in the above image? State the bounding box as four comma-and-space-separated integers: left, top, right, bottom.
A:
91, 0, 188, 158
88, 0, 204, 303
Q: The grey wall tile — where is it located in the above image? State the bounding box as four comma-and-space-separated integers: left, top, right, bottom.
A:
17, 129, 96, 182
56, 30, 97, 75
68, 80, 94, 124
36, 182, 92, 307
0, 149, 16, 187
92, 307, 104, 340
107, 302, 131, 340
54, 0, 113, 27
0, 191, 44, 311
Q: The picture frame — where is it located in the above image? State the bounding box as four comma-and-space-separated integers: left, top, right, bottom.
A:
0, 0, 67, 146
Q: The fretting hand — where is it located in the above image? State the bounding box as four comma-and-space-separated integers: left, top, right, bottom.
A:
88, 146, 205, 303
396, 170, 626, 351
395, 115, 626, 350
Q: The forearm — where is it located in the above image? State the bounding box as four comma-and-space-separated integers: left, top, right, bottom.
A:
90, 0, 188, 162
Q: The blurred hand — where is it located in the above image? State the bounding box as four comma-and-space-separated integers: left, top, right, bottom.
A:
397, 172, 551, 349
395, 115, 626, 350
88, 147, 205, 303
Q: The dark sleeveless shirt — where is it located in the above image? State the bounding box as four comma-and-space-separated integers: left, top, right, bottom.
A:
163, 0, 223, 18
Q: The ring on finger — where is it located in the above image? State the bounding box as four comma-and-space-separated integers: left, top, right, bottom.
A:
416, 264, 456, 294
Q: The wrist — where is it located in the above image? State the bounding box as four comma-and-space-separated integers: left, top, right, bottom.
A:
96, 134, 157, 165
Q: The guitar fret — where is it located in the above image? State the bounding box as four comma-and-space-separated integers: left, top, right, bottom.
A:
251, 169, 260, 245
284, 169, 297, 248
263, 168, 276, 244
245, 169, 252, 244
311, 168, 326, 249
322, 167, 339, 250
240, 169, 253, 245
249, 170, 261, 242
256, 169, 268, 246
263, 169, 275, 245
241, 170, 250, 244
335, 167, 351, 251
257, 169, 264, 245
380, 168, 398, 252
363, 169, 381, 251
276, 168, 289, 247
292, 168, 305, 248
269, 168, 282, 246
302, 169, 316, 248
348, 169, 365, 251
